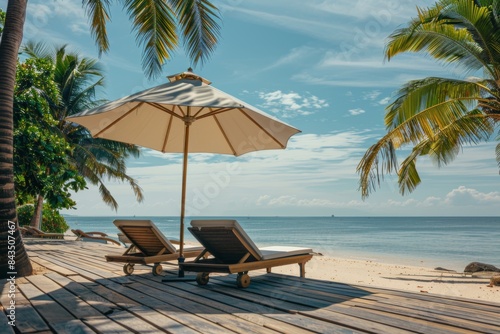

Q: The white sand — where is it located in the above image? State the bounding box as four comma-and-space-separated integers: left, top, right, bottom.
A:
272, 255, 500, 303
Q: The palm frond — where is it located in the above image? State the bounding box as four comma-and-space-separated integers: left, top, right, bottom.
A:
496, 142, 500, 172
98, 182, 119, 211
359, 101, 494, 199
71, 140, 144, 209
124, 0, 178, 79
385, 78, 484, 136
82, 0, 112, 56
439, 0, 499, 66
170, 0, 221, 66
356, 135, 398, 199
397, 156, 421, 196
21, 41, 53, 59
386, 2, 494, 77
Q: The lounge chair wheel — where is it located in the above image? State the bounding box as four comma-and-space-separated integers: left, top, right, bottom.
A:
152, 263, 163, 276
237, 273, 251, 288
123, 263, 134, 275
196, 272, 210, 285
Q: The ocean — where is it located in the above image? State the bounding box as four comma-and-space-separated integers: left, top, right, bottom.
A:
64, 216, 499, 272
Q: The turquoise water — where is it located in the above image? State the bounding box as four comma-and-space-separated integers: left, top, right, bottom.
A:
64, 216, 499, 271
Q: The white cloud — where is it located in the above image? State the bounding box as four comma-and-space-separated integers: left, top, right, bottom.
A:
291, 72, 396, 88
311, 0, 433, 21
27, 1, 88, 35
349, 108, 365, 116
444, 186, 500, 206
378, 97, 391, 105
262, 46, 321, 71
380, 186, 500, 210
257, 195, 337, 208
219, 4, 354, 43
363, 90, 381, 101
257, 90, 329, 118
254, 185, 500, 214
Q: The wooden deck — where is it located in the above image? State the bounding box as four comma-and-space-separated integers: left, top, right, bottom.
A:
2, 239, 500, 334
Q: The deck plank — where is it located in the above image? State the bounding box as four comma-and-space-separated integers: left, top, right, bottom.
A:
260, 275, 500, 333
0, 279, 51, 333
116, 277, 280, 334
17, 238, 500, 334
212, 274, 478, 334
62, 274, 199, 333
26, 275, 103, 319
0, 305, 16, 334
203, 275, 409, 334
29, 256, 77, 276
97, 277, 235, 333
138, 276, 361, 334
17, 282, 85, 332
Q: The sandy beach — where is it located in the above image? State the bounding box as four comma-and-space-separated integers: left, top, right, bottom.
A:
273, 255, 500, 303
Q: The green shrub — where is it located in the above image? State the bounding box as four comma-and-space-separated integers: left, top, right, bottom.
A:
17, 204, 34, 226
42, 208, 69, 233
16, 203, 69, 233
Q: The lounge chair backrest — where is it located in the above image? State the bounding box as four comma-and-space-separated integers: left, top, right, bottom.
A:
113, 220, 176, 255
27, 226, 44, 235
72, 229, 84, 237
190, 220, 263, 262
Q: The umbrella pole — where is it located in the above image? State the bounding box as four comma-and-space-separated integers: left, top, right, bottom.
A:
178, 120, 190, 277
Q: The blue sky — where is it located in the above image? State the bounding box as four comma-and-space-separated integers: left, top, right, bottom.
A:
6, 0, 500, 216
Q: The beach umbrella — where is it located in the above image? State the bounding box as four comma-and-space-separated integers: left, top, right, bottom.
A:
66, 69, 300, 276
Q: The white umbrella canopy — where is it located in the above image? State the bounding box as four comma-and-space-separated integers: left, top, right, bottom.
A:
66, 69, 300, 276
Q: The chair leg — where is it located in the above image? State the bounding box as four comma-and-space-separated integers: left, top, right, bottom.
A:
266, 267, 271, 273
299, 262, 306, 278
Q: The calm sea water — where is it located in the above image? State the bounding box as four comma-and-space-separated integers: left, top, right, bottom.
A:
64, 216, 499, 271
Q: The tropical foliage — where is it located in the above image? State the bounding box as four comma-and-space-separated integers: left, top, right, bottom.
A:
14, 57, 86, 212
357, 0, 500, 199
17, 204, 69, 234
22, 42, 144, 211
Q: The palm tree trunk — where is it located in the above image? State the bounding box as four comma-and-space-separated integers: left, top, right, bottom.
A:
0, 0, 33, 279
30, 195, 44, 229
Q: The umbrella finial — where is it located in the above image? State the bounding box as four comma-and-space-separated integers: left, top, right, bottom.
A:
167, 69, 212, 85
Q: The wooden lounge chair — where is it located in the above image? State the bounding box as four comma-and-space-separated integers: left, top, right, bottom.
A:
105, 220, 204, 276
179, 220, 314, 288
71, 229, 123, 247
24, 226, 64, 239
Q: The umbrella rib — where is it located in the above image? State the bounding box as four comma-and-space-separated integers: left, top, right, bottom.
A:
213, 115, 237, 155
161, 112, 174, 153
238, 108, 286, 149
149, 102, 185, 119
94, 103, 144, 137
192, 106, 206, 118
196, 107, 234, 120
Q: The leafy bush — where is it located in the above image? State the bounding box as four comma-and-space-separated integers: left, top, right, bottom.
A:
17, 204, 34, 226
42, 209, 69, 234
17, 204, 69, 233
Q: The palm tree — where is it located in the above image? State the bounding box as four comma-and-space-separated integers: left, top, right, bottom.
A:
23, 42, 144, 216
357, 0, 500, 199
0, 0, 32, 278
0, 0, 220, 279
